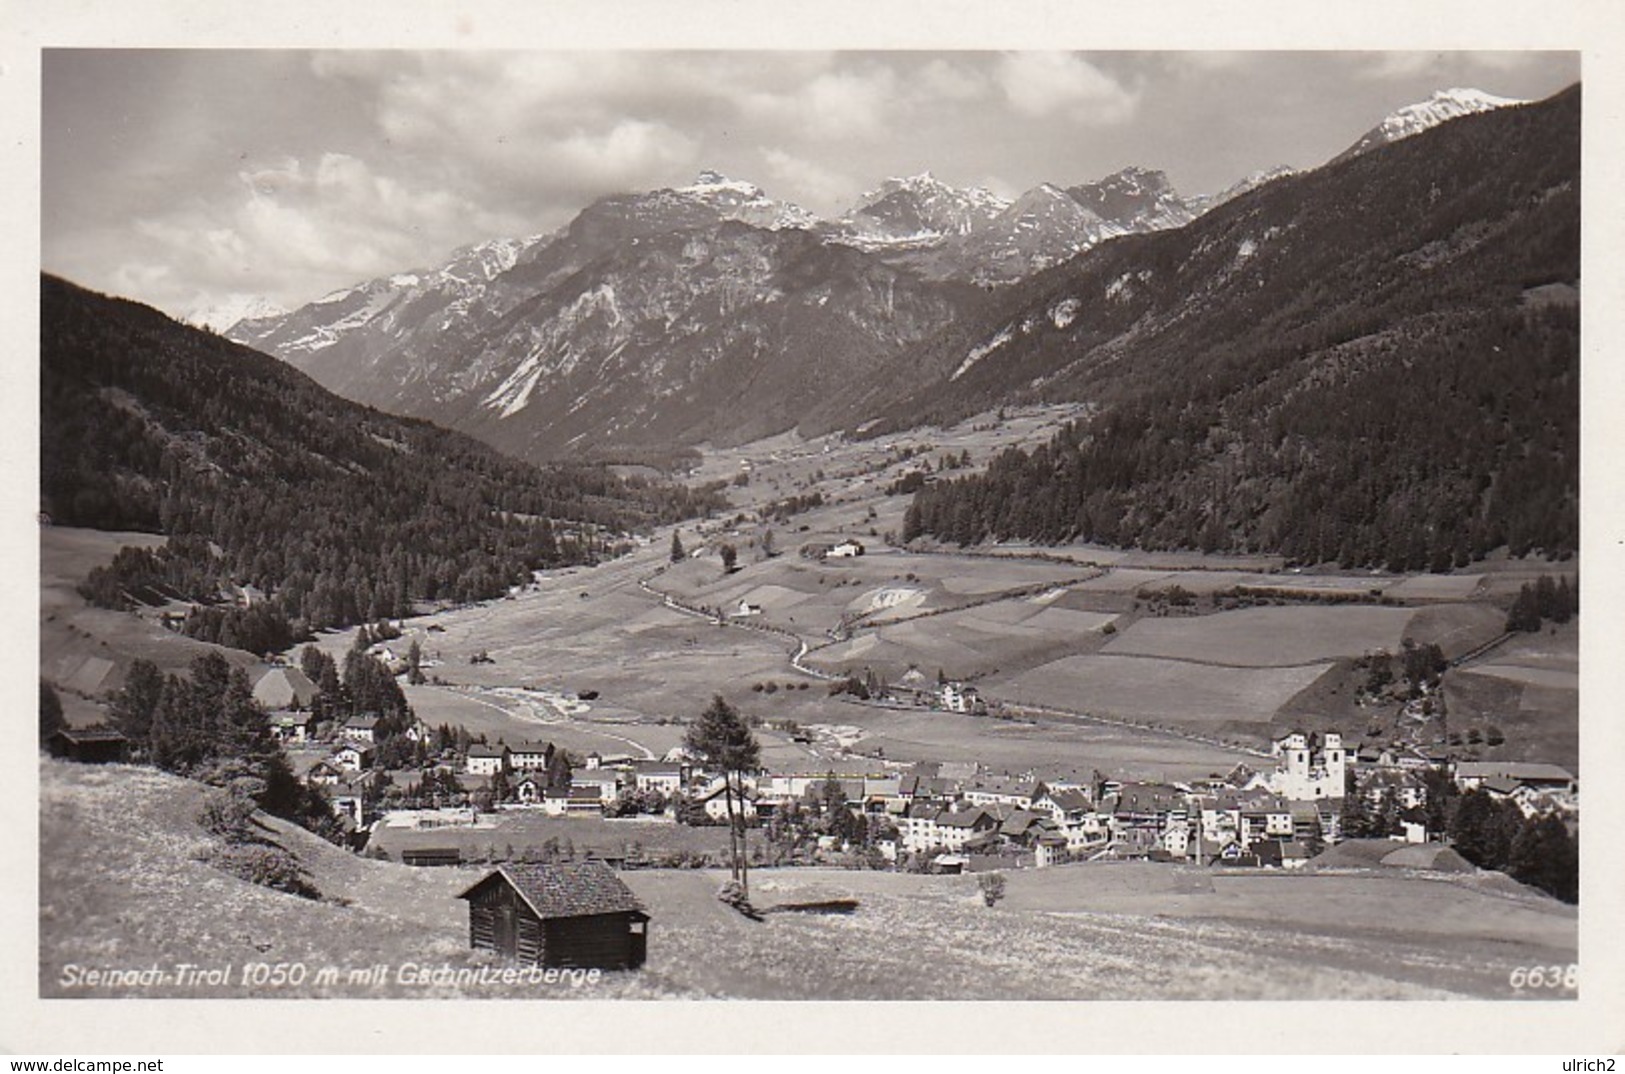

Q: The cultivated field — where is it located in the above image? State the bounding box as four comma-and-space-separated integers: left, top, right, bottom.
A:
1010, 653, 1333, 726
1100, 605, 1415, 667
826, 703, 1260, 780
1446, 623, 1580, 770
39, 761, 1576, 1001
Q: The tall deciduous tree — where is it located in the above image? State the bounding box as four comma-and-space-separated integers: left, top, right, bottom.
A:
685, 695, 761, 898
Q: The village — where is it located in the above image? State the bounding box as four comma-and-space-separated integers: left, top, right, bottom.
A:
162, 649, 1577, 880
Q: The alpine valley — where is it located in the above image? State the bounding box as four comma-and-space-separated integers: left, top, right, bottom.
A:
35, 71, 1588, 1011
223, 88, 1571, 506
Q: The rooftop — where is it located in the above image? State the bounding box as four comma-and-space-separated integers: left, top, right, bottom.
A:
459, 862, 646, 920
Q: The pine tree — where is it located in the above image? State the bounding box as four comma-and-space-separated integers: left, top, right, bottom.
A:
670, 531, 686, 564
109, 658, 166, 755
685, 695, 761, 898
1508, 813, 1578, 903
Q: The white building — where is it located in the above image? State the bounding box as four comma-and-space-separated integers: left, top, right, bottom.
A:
572, 771, 623, 804
334, 743, 373, 773
698, 784, 759, 822
828, 540, 865, 558
631, 763, 686, 797
1268, 731, 1347, 801
465, 744, 510, 776
940, 682, 983, 714
508, 741, 553, 772
341, 715, 381, 745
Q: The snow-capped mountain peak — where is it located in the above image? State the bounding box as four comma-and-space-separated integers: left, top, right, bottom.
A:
668, 170, 819, 230
835, 173, 1012, 250
184, 294, 288, 334
1333, 87, 1527, 163
1378, 88, 1526, 140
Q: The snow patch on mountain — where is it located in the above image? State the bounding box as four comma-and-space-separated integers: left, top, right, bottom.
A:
951, 326, 1014, 382
1050, 298, 1081, 329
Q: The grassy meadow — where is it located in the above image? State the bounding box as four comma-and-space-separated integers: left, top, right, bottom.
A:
39, 760, 1576, 1001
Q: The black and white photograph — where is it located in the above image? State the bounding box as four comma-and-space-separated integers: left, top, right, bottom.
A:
9, 0, 1624, 1058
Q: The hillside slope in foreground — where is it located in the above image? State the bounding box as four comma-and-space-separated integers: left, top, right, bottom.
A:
40, 760, 1575, 1000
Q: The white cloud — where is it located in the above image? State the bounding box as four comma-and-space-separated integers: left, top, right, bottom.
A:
545, 120, 699, 186
996, 52, 1139, 123
916, 57, 991, 102
115, 152, 526, 311
760, 148, 856, 214
1355, 52, 1449, 80
739, 65, 901, 142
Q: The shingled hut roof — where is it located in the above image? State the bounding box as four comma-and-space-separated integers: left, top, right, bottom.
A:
458, 862, 645, 920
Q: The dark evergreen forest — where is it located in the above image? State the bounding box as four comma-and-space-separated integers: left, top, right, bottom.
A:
41, 275, 726, 648
901, 88, 1579, 568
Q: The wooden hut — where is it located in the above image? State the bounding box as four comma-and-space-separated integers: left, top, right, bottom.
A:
47, 727, 130, 764
457, 862, 648, 969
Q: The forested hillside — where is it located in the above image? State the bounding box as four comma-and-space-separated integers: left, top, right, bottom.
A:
40, 275, 725, 648
900, 86, 1579, 568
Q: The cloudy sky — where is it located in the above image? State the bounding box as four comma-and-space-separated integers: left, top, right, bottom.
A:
42, 50, 1578, 321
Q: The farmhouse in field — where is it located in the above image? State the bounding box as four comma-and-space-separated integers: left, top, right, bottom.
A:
47, 726, 129, 764
940, 681, 984, 714
828, 539, 865, 558
457, 862, 648, 969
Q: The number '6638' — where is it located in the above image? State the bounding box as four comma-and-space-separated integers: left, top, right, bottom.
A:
1508, 964, 1577, 990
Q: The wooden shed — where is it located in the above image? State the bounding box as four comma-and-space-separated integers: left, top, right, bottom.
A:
48, 727, 130, 764
457, 862, 648, 970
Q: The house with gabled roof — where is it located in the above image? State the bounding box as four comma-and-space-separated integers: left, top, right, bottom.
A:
457, 862, 648, 969
542, 785, 608, 816
306, 760, 342, 786
508, 741, 555, 772
267, 711, 316, 744
1033, 787, 1092, 826
342, 714, 382, 745
334, 741, 374, 773
630, 761, 685, 797
1453, 761, 1576, 795
697, 782, 760, 822
573, 769, 624, 804
465, 743, 511, 776
961, 777, 1042, 810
